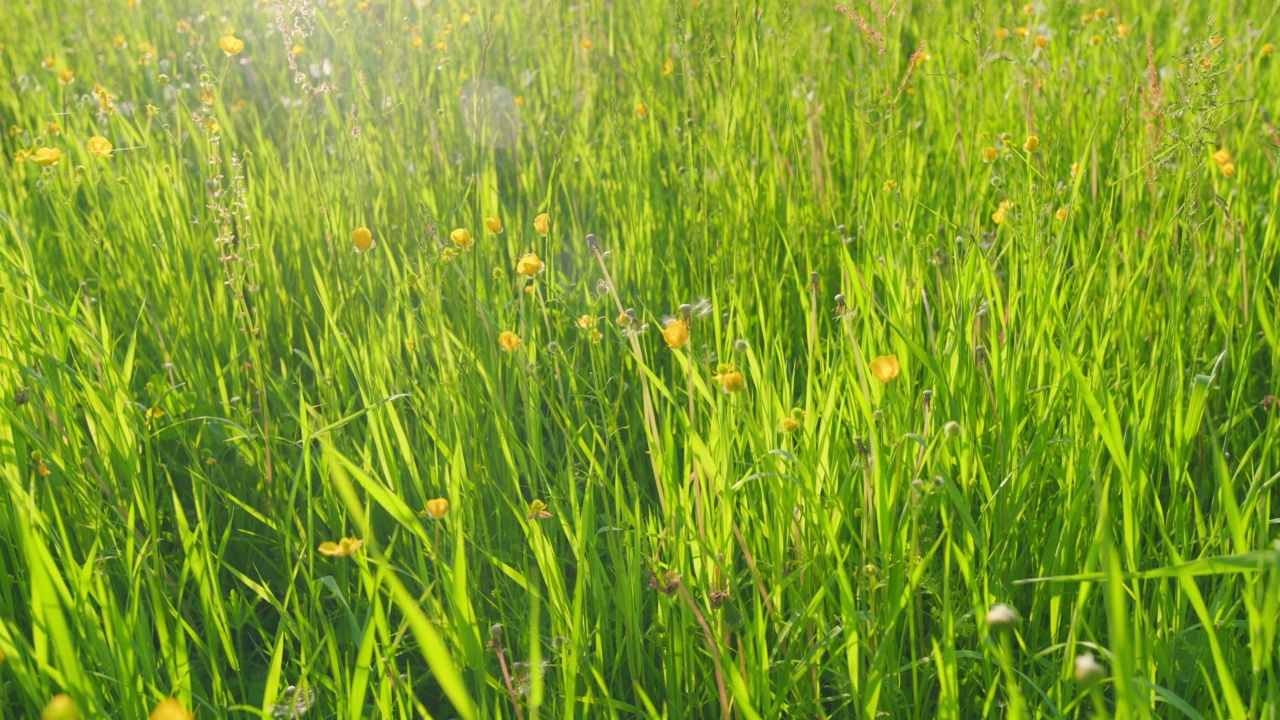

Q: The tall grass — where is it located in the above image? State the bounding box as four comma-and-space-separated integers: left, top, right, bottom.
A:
1, 0, 1278, 717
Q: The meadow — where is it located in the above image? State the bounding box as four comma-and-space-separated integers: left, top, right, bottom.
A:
1, 0, 1279, 717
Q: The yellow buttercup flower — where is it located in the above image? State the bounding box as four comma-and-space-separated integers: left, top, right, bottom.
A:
42, 56, 58, 70
1034, 35, 1047, 49
635, 101, 647, 118
57, 69, 75, 85
44, 122, 60, 136
992, 199, 1013, 224
1015, 26, 1029, 39
1055, 207, 1068, 222
994, 27, 1009, 40
1211, 148, 1232, 167
87, 136, 113, 158
713, 363, 744, 393
292, 44, 304, 56
869, 354, 900, 383
33, 147, 64, 167
484, 216, 503, 234
450, 227, 474, 248
318, 537, 364, 557
661, 319, 689, 349
351, 226, 375, 251
1023, 135, 1040, 152
516, 252, 543, 277
663, 57, 675, 76
150, 698, 193, 720
1263, 43, 1275, 57
981, 146, 998, 163
1220, 162, 1235, 178
220, 35, 245, 56
533, 213, 550, 237
423, 497, 450, 519
41, 694, 78, 720
498, 330, 521, 352
1071, 161, 1081, 178
1116, 24, 1130, 38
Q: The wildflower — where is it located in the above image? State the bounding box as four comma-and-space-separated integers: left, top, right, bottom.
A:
985, 603, 1020, 631
713, 363, 745, 393
992, 199, 1013, 224
780, 409, 804, 434
1074, 653, 1107, 687
1264, 43, 1275, 57
45, 122, 60, 136
498, 331, 521, 352
423, 498, 450, 519
351, 226, 375, 251
87, 136, 113, 158
580, 38, 593, 50
1211, 148, 1232, 167
869, 354, 900, 383
484, 216, 503, 234
981, 146, 998, 162
1220, 162, 1236, 178
1209, 36, 1222, 48
145, 407, 165, 420
1116, 23, 1130, 38
57, 70, 75, 85
575, 315, 602, 342
42, 56, 57, 70
1090, 34, 1101, 46
1094, 7, 1107, 18
882, 179, 899, 192
1015, 27, 1029, 39
220, 35, 245, 55
292, 44, 304, 56
635, 101, 647, 118
318, 537, 364, 557
1055, 207, 1068, 222
38, 461, 52, 477
14, 149, 32, 163
516, 252, 543, 277
1071, 161, 1081, 178
150, 698, 193, 720
533, 213, 550, 237
994, 27, 1009, 40
526, 499, 552, 520
111, 35, 127, 49
450, 227, 474, 249
1022, 3, 1034, 14
1023, 135, 1040, 152
41, 694, 78, 720
663, 57, 675, 76
1080, 13, 1092, 25
661, 318, 689, 349
33, 147, 64, 167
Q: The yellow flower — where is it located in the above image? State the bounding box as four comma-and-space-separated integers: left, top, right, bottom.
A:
516, 252, 544, 277
1263, 43, 1275, 57
780, 415, 801, 433
1211, 148, 1232, 166
882, 179, 899, 192
661, 319, 689, 350
484, 216, 503, 234
318, 537, 364, 557
981, 146, 998, 163
1090, 34, 1101, 46
351, 226, 375, 251
292, 44, 304, 56
1071, 161, 1081, 177
150, 698, 193, 720
57, 69, 75, 85
1023, 135, 1040, 152
580, 38, 593, 50
1015, 26, 1029, 39
1117, 24, 1130, 38
145, 407, 165, 420
1055, 207, 1068, 222
450, 227, 473, 248
1081, 13, 1093, 25
423, 498, 450, 519
41, 694, 78, 720
42, 56, 57, 70
575, 315, 596, 330
1220, 162, 1236, 178
869, 354, 900, 383
1034, 35, 1048, 49
713, 364, 745, 393
663, 57, 675, 76
498, 330, 521, 352
219, 35, 245, 56
33, 147, 64, 167
1022, 2, 1034, 14
87, 136, 113, 158
635, 101, 647, 118
14, 149, 32, 163
112, 35, 127, 48
1094, 7, 1107, 18
45, 122, 60, 136
533, 213, 550, 237
994, 27, 1009, 40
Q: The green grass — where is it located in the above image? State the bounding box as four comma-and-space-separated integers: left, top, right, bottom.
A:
1, 0, 1278, 717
